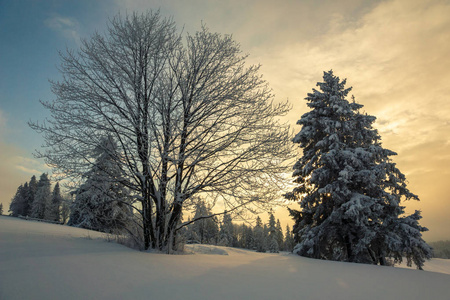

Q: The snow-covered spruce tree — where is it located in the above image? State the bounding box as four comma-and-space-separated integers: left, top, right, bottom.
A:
29, 11, 292, 251
68, 138, 132, 233
24, 175, 38, 217
285, 70, 432, 269
9, 184, 26, 217
47, 182, 62, 222
31, 173, 51, 220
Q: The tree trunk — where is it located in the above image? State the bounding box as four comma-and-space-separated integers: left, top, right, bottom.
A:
345, 235, 354, 262
165, 201, 183, 249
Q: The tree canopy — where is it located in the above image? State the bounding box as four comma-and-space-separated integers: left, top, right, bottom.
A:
30, 11, 292, 251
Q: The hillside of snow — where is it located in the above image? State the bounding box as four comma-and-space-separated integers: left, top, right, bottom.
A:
1, 216, 449, 300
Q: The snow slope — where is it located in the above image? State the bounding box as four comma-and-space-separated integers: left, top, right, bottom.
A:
1, 216, 449, 300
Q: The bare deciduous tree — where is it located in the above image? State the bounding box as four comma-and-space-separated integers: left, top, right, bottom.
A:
30, 11, 292, 251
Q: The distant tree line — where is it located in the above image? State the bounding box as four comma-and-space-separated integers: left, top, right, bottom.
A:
9, 173, 69, 223
182, 202, 294, 253
429, 241, 450, 259
8, 138, 135, 236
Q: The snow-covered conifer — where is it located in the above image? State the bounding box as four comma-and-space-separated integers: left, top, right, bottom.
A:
68, 138, 132, 233
25, 175, 38, 216
31, 173, 52, 219
219, 213, 234, 246
253, 216, 267, 252
47, 182, 62, 222
286, 70, 432, 268
267, 213, 279, 253
9, 184, 28, 217
244, 225, 254, 249
284, 225, 294, 252
276, 219, 284, 250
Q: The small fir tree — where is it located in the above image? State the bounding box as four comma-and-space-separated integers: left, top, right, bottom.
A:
285, 70, 432, 268
0, 202, 3, 215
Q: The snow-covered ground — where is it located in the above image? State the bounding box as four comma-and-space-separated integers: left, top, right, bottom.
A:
1, 216, 449, 300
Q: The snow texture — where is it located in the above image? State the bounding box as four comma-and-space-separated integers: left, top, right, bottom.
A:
1, 216, 449, 300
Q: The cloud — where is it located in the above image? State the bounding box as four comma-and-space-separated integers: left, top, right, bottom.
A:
273, 0, 450, 241
14, 156, 49, 175
44, 15, 81, 42
0, 107, 50, 212
250, 0, 450, 154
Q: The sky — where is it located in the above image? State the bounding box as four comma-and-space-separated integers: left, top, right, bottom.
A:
1, 0, 450, 242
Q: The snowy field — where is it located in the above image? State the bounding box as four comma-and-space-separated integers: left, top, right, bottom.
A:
1, 216, 449, 300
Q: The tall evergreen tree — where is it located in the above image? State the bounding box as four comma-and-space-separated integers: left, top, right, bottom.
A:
219, 213, 234, 246
284, 225, 294, 252
9, 184, 26, 217
285, 70, 432, 268
237, 224, 250, 249
275, 219, 284, 250
253, 216, 266, 252
267, 213, 279, 253
68, 138, 132, 233
31, 173, 52, 219
25, 175, 38, 216
47, 182, 62, 222
0, 202, 3, 215
20, 183, 30, 216
244, 225, 254, 250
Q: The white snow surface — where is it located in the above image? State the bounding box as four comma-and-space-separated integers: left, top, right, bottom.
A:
1, 216, 449, 300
